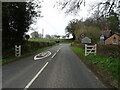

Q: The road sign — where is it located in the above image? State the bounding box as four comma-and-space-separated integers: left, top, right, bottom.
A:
80, 33, 86, 38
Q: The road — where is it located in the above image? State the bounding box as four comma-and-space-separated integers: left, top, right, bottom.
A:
3, 44, 104, 88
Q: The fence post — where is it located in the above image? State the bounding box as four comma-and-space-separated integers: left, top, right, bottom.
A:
85, 44, 87, 56
15, 45, 21, 57
95, 44, 97, 55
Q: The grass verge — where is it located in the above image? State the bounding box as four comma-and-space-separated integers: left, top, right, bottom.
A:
71, 46, 119, 88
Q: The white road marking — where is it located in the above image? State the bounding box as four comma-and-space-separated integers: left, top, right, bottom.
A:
24, 62, 49, 89
51, 48, 61, 59
57, 48, 61, 52
57, 49, 59, 52
34, 51, 51, 60
51, 53, 57, 59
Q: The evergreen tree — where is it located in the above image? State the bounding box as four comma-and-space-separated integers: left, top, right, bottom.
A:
107, 10, 120, 33
2, 2, 41, 52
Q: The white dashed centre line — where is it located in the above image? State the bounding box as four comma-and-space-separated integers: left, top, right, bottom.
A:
51, 48, 61, 59
57, 49, 59, 52
51, 53, 57, 59
24, 47, 62, 89
24, 62, 49, 89
58, 48, 61, 52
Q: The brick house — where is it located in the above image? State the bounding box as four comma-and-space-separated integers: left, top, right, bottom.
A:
105, 33, 120, 45
100, 24, 120, 45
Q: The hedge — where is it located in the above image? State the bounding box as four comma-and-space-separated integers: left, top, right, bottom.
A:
71, 42, 120, 58
2, 41, 56, 59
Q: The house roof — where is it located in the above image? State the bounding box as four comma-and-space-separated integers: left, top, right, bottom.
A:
82, 37, 91, 40
102, 30, 112, 37
81, 37, 91, 43
114, 33, 120, 36
105, 33, 120, 41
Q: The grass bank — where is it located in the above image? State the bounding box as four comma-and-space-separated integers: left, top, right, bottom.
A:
71, 46, 119, 88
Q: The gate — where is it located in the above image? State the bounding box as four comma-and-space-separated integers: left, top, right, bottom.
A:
85, 44, 97, 56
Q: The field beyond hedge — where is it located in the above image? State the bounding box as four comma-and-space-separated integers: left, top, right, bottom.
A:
28, 38, 63, 42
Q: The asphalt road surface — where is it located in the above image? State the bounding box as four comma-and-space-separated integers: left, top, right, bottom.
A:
3, 44, 105, 88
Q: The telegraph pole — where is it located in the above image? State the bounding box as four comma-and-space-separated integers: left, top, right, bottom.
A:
42, 28, 44, 39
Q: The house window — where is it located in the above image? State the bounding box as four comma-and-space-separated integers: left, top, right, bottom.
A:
112, 40, 117, 44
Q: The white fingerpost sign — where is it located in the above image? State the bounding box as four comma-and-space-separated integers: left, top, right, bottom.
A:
15, 45, 21, 57
85, 44, 97, 56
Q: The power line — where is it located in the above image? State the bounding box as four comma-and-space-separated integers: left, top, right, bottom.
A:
40, 18, 60, 32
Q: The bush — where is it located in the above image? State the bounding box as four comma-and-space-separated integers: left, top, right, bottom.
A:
22, 41, 55, 54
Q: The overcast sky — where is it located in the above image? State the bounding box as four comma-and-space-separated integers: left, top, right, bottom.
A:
28, 0, 103, 37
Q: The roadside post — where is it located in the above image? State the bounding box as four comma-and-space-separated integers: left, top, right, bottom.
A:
15, 45, 21, 57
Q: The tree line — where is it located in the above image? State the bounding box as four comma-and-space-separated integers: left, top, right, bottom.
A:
30, 31, 67, 39
55, 0, 119, 43
65, 10, 120, 43
2, 1, 41, 52
2, 0, 119, 52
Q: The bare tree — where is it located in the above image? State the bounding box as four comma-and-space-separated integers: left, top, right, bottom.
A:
56, 0, 85, 15
55, 0, 119, 16
89, 0, 120, 30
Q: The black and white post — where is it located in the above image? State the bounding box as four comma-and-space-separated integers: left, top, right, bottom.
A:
15, 45, 21, 57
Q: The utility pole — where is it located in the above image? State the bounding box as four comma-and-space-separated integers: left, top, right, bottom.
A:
42, 28, 44, 39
